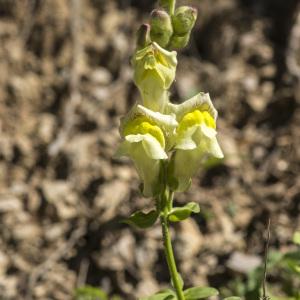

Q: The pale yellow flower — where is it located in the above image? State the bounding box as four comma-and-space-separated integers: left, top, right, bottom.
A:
132, 42, 177, 112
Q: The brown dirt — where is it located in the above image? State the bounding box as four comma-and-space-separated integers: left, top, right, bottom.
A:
0, 0, 299, 299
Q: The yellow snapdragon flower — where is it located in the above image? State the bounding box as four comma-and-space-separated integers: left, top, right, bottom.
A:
132, 42, 177, 112
167, 93, 223, 191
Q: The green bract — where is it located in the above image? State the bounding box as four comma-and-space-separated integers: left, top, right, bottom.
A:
167, 93, 223, 191
132, 42, 177, 112
117, 104, 178, 197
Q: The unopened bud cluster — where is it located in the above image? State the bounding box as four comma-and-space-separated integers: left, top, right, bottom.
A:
137, 4, 197, 50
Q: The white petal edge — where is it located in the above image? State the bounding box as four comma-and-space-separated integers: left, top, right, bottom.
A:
200, 124, 217, 139
137, 104, 178, 128
209, 136, 224, 159
175, 126, 198, 150
126, 134, 168, 160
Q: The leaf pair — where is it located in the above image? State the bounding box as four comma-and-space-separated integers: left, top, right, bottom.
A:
124, 202, 200, 229
168, 202, 200, 222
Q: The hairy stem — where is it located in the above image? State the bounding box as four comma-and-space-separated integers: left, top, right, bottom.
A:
160, 192, 185, 300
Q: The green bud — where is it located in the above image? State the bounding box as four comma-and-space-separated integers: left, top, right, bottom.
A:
150, 9, 173, 48
168, 33, 190, 49
136, 23, 151, 49
172, 6, 197, 36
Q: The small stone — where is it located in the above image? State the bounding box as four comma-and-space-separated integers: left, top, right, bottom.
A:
227, 252, 261, 274
90, 68, 112, 85
0, 195, 22, 212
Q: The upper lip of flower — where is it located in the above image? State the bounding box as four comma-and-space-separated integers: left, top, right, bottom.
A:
123, 116, 166, 148
166, 92, 218, 122
120, 104, 178, 136
133, 42, 177, 86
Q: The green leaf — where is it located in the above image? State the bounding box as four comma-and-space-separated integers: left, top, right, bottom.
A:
168, 202, 200, 222
124, 210, 159, 229
281, 251, 300, 276
75, 286, 108, 300
140, 289, 176, 300
223, 297, 242, 300
293, 231, 300, 245
184, 286, 219, 299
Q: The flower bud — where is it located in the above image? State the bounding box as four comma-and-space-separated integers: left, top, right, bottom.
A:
132, 42, 177, 112
136, 23, 151, 49
150, 9, 173, 48
168, 33, 190, 49
172, 6, 197, 36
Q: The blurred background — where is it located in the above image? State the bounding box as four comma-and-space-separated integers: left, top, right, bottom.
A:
0, 0, 299, 299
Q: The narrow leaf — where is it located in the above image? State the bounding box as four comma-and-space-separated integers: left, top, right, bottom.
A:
223, 297, 242, 300
168, 202, 200, 222
124, 210, 159, 229
184, 286, 218, 299
140, 289, 176, 300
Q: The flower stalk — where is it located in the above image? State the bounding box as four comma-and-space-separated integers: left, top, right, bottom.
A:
159, 0, 176, 15
160, 191, 185, 300
169, 0, 176, 15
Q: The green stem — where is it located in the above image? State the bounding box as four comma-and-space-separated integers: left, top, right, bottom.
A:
160, 193, 185, 300
169, 0, 176, 15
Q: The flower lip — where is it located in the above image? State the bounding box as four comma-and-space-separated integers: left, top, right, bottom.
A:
123, 117, 166, 148
166, 92, 218, 122
120, 104, 178, 138
177, 110, 216, 134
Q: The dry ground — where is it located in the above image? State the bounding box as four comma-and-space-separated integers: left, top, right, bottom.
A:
0, 0, 299, 299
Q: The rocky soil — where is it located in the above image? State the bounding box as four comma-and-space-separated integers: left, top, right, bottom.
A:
0, 0, 299, 299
